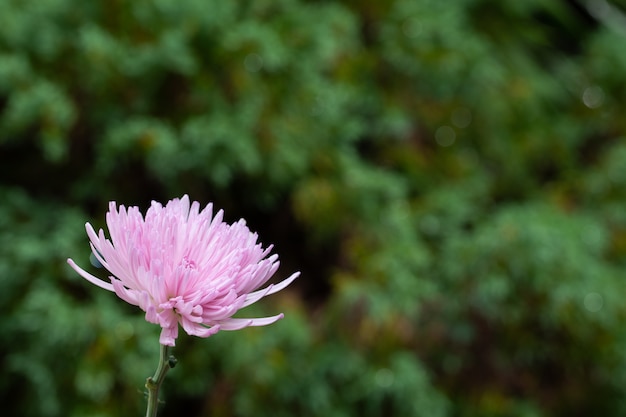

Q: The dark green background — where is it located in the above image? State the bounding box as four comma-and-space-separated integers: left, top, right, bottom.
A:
2, 0, 626, 416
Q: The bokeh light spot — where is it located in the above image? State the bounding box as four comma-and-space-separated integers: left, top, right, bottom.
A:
244, 53, 263, 73
582, 86, 604, 108
435, 126, 456, 147
402, 17, 422, 38
584, 292, 603, 312
375, 368, 394, 388
115, 321, 135, 341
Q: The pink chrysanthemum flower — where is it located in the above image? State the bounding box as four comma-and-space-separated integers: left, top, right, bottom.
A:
67, 195, 299, 346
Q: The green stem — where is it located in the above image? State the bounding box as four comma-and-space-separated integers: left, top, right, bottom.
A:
145, 344, 175, 417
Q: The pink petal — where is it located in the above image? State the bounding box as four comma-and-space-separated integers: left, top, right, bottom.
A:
217, 314, 284, 331
242, 271, 300, 308
67, 258, 114, 292
159, 326, 178, 346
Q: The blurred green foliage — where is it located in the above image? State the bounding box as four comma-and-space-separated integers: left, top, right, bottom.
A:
2, 0, 626, 416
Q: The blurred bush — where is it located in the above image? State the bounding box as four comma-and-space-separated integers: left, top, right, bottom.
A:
2, 0, 626, 416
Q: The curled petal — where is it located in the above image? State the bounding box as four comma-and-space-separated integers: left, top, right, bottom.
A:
111, 278, 140, 306
242, 272, 300, 308
181, 319, 220, 338
67, 258, 114, 292
218, 314, 284, 331
145, 304, 159, 324
159, 325, 179, 347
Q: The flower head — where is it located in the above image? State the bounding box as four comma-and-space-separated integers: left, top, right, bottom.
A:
67, 195, 299, 346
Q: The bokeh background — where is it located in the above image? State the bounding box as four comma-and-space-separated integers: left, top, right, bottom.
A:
2, 0, 626, 416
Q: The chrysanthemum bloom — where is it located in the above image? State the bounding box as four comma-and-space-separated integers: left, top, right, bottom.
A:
67, 195, 299, 346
